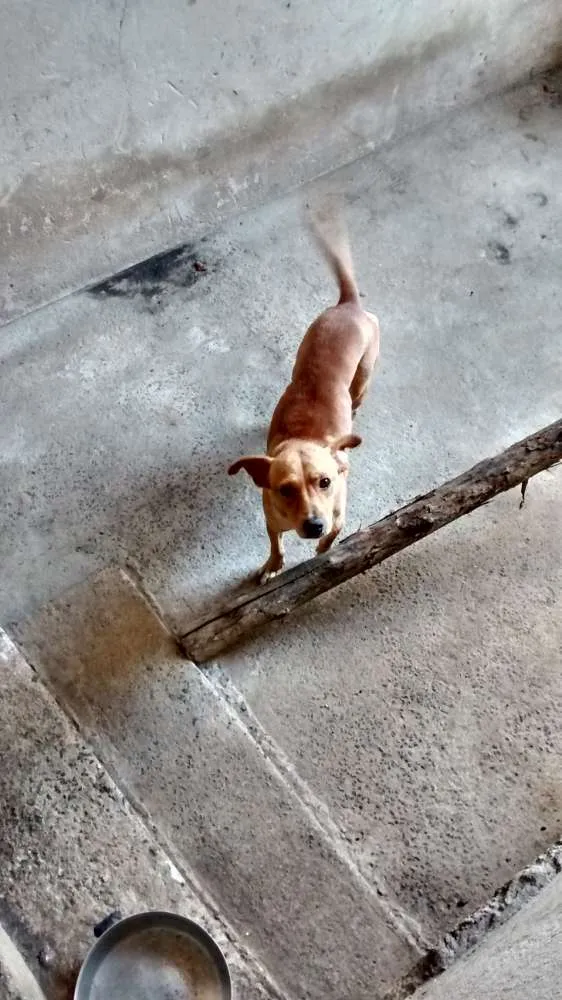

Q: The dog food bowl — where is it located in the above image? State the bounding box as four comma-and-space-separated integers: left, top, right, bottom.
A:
74, 911, 231, 1000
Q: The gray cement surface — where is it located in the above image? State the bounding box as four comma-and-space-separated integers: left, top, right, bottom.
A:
16, 569, 418, 1000
0, 629, 277, 1000
0, 923, 47, 1000
412, 871, 562, 1000
1, 0, 561, 324
2, 75, 561, 629
387, 840, 562, 997
2, 72, 562, 999
216, 469, 562, 937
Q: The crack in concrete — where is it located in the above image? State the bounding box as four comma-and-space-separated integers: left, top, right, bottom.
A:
115, 0, 132, 151
118, 0, 129, 57
384, 840, 562, 999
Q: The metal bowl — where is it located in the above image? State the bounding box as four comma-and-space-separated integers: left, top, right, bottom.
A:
74, 911, 232, 1000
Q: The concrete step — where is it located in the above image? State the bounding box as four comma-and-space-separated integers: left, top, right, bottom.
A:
0, 628, 279, 1000
389, 840, 562, 997
410, 869, 562, 1000
0, 924, 47, 1000
14, 568, 419, 1000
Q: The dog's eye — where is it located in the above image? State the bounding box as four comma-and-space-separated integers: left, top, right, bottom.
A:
279, 483, 295, 498
319, 476, 331, 490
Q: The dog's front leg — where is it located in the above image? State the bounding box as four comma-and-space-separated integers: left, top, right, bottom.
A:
317, 479, 347, 555
316, 517, 343, 555
257, 526, 285, 583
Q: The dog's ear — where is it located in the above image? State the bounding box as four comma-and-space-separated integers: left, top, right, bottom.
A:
228, 455, 272, 489
331, 434, 362, 474
331, 433, 362, 452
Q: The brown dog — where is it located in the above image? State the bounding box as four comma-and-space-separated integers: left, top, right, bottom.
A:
229, 209, 380, 582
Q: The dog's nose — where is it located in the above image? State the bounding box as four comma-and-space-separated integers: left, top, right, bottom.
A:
302, 516, 325, 539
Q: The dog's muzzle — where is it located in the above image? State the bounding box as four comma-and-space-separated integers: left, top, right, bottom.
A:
302, 516, 325, 539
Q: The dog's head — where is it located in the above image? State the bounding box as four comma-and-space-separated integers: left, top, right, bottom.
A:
228, 434, 361, 539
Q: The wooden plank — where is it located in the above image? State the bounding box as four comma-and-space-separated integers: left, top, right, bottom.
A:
181, 418, 562, 663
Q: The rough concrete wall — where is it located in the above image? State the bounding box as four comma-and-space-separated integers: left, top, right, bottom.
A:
412, 873, 562, 1000
1, 0, 561, 322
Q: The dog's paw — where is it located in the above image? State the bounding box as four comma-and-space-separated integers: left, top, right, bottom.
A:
255, 562, 284, 585
316, 536, 336, 555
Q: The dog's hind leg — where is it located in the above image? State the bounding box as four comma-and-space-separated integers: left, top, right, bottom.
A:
351, 342, 378, 415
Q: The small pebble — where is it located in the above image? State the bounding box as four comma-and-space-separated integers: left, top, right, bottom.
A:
38, 944, 55, 968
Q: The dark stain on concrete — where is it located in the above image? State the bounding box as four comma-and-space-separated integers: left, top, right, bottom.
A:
88, 242, 211, 301
487, 240, 511, 264
503, 211, 519, 228
527, 191, 548, 207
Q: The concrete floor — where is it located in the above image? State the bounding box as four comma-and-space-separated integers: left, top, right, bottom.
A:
1, 73, 562, 998
3, 0, 560, 325
0, 628, 272, 1000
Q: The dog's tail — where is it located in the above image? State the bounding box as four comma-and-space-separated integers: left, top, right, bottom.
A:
306, 199, 360, 306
